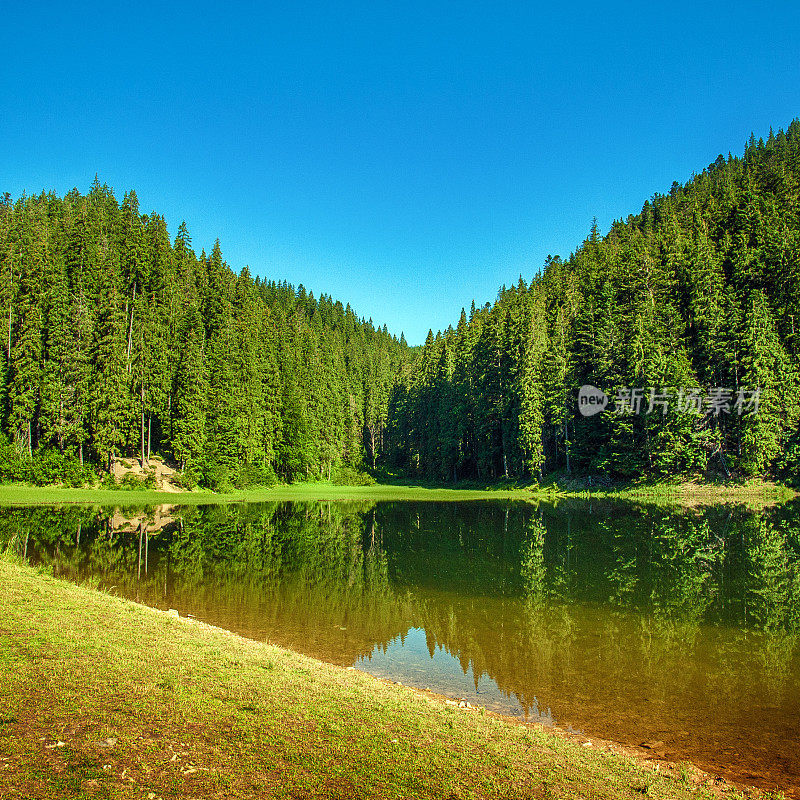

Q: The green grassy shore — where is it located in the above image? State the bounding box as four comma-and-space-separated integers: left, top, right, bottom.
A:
0, 482, 541, 507
0, 560, 758, 800
0, 477, 794, 508
550, 478, 797, 507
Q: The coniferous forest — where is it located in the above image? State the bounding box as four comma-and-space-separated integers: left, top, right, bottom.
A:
385, 122, 800, 486
3, 122, 800, 488
0, 181, 410, 488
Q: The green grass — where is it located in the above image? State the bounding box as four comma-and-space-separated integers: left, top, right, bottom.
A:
0, 481, 546, 507
557, 478, 797, 506
0, 560, 750, 800
0, 475, 793, 508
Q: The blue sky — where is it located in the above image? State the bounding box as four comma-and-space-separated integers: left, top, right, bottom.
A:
2, 2, 800, 344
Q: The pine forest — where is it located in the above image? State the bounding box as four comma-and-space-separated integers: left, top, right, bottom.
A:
0, 182, 409, 489
3, 122, 800, 489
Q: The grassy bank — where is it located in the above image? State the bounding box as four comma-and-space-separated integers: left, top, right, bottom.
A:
0, 477, 794, 508
0, 482, 544, 507
0, 561, 752, 800
545, 478, 797, 507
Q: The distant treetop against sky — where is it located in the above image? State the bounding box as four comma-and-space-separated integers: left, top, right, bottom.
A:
3, 1, 800, 343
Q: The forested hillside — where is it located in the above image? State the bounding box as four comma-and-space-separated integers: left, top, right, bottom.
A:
5, 122, 800, 491
387, 122, 800, 485
0, 182, 411, 488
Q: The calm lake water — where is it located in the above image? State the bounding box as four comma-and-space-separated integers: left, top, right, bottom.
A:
4, 499, 800, 794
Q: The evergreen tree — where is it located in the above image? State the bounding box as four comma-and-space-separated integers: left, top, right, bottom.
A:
172, 302, 208, 473
519, 297, 548, 479
90, 243, 128, 469
739, 291, 791, 475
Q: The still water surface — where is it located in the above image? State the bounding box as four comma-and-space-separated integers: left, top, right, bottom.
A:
4, 499, 800, 794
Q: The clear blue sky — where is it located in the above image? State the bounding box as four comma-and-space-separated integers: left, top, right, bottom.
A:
2, 1, 800, 344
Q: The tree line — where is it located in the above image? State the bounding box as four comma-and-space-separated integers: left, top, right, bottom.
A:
0, 181, 411, 488
386, 121, 800, 485
5, 121, 800, 489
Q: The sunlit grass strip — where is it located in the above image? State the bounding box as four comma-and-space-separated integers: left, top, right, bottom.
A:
0, 477, 793, 508
576, 479, 796, 506
0, 481, 544, 506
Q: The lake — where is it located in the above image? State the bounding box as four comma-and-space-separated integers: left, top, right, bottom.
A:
4, 499, 799, 794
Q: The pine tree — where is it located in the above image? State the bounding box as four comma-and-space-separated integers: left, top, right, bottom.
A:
40, 253, 75, 451
519, 297, 548, 479
172, 302, 208, 473
90, 243, 128, 470
7, 202, 45, 455
739, 291, 790, 475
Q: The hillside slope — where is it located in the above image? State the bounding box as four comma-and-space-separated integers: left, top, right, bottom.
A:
0, 184, 412, 487
387, 122, 800, 484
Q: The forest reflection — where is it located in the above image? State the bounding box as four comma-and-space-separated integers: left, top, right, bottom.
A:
3, 499, 800, 792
